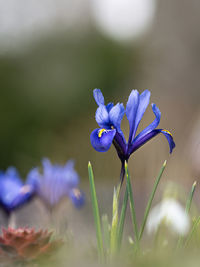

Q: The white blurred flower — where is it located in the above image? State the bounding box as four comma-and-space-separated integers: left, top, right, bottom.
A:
91, 0, 156, 42
147, 198, 190, 236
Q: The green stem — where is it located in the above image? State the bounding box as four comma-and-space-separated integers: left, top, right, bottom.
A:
139, 160, 167, 240
125, 161, 139, 249
88, 162, 104, 262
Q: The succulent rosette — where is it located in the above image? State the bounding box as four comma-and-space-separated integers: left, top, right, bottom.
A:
0, 227, 62, 266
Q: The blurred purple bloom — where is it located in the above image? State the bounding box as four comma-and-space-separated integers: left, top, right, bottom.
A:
90, 89, 175, 168
0, 167, 34, 212
27, 159, 85, 208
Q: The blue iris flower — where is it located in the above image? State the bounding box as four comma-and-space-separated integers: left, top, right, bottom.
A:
27, 158, 85, 208
90, 89, 175, 179
0, 167, 34, 212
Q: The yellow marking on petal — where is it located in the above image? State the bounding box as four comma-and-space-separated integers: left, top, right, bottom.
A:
98, 128, 107, 138
162, 129, 172, 136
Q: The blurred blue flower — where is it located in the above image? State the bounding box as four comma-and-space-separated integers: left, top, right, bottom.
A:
27, 159, 85, 208
0, 167, 34, 212
90, 89, 175, 172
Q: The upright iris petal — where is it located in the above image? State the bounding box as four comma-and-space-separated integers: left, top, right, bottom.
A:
90, 88, 175, 177
0, 167, 34, 212
109, 103, 125, 132
133, 103, 161, 143
93, 88, 105, 106
27, 158, 84, 208
126, 90, 140, 143
95, 105, 110, 128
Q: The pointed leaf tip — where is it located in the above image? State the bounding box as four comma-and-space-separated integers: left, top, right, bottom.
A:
193, 181, 197, 187
163, 160, 167, 167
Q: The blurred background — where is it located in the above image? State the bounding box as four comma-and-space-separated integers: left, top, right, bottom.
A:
0, 0, 200, 243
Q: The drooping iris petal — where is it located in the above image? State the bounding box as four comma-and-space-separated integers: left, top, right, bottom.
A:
69, 188, 85, 208
90, 128, 116, 152
129, 129, 175, 154
95, 105, 110, 128
126, 90, 140, 143
9, 185, 34, 210
133, 89, 151, 140
160, 130, 176, 153
93, 88, 105, 106
0, 167, 33, 211
109, 103, 125, 131
133, 103, 161, 143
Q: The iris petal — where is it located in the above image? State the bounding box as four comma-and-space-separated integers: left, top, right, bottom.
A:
93, 88, 105, 106
126, 90, 140, 143
0, 167, 33, 211
69, 188, 85, 208
160, 130, 176, 153
134, 103, 161, 143
133, 90, 151, 140
106, 102, 114, 112
90, 128, 116, 152
129, 129, 175, 154
95, 105, 110, 128
109, 103, 125, 131
27, 168, 41, 190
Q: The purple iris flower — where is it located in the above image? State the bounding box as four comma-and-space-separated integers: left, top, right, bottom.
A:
0, 167, 34, 213
90, 89, 175, 180
27, 159, 85, 209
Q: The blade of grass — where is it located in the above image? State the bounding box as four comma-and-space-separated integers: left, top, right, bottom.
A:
139, 160, 167, 240
88, 162, 104, 262
177, 181, 197, 249
125, 161, 139, 249
184, 216, 200, 248
102, 214, 110, 254
110, 185, 120, 257
117, 186, 128, 250
185, 181, 197, 213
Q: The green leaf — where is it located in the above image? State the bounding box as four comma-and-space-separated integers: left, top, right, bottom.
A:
110, 185, 120, 257
117, 186, 128, 251
125, 161, 139, 249
102, 214, 111, 254
88, 161, 104, 262
139, 160, 167, 240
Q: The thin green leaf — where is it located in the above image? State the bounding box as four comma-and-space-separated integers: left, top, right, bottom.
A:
177, 181, 197, 249
139, 160, 167, 240
185, 181, 197, 214
117, 186, 128, 250
110, 185, 120, 256
184, 216, 200, 248
102, 214, 111, 253
88, 162, 104, 262
125, 161, 139, 249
